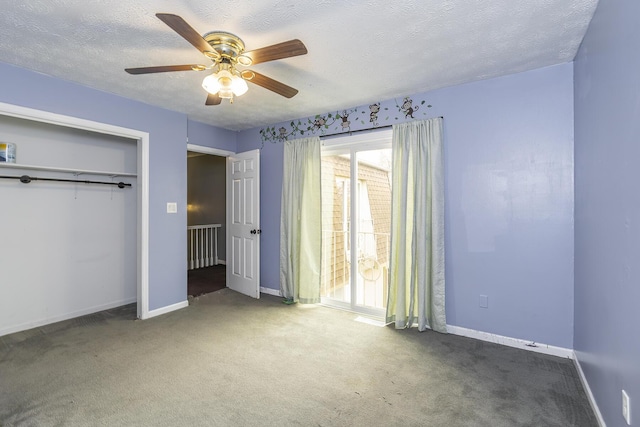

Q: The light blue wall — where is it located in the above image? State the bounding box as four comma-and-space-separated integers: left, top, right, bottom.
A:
574, 1, 640, 425
0, 56, 578, 350
187, 119, 236, 152
0, 61, 235, 311
238, 63, 575, 348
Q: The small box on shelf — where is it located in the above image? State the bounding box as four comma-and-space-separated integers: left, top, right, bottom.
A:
0, 142, 16, 163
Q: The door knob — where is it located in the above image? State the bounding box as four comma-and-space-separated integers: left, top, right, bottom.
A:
250, 229, 262, 235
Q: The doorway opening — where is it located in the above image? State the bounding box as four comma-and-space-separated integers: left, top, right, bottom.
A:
187, 149, 227, 297
320, 130, 392, 319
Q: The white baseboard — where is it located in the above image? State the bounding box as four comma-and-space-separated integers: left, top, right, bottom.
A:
260, 286, 281, 297
144, 300, 189, 319
216, 259, 226, 265
573, 352, 606, 427
0, 296, 137, 337
446, 325, 574, 359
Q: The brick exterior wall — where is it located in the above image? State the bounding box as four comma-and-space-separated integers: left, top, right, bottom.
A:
321, 155, 391, 295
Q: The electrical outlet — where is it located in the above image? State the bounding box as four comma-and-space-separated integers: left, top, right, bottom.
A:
623, 389, 631, 425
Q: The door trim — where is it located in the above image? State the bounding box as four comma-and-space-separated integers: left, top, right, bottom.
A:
187, 143, 234, 158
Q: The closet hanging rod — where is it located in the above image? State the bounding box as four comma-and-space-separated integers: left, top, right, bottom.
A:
0, 174, 131, 188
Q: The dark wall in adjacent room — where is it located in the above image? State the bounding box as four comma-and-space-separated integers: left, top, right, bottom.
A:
187, 154, 226, 261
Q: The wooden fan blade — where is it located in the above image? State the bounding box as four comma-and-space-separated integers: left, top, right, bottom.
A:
156, 13, 219, 58
244, 71, 299, 98
125, 64, 203, 74
205, 93, 222, 105
243, 39, 307, 65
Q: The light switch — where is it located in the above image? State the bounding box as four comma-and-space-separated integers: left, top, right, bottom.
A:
479, 295, 489, 308
166, 202, 177, 213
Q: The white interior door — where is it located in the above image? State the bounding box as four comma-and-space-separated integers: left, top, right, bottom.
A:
226, 149, 260, 298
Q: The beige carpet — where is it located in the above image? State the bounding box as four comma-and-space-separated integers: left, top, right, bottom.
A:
0, 289, 597, 426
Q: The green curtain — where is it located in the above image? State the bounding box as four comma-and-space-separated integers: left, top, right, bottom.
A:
386, 117, 446, 332
279, 136, 322, 303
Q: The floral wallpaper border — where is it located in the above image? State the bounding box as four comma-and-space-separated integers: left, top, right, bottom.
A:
258, 95, 434, 144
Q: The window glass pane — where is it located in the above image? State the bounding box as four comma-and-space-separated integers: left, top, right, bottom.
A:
355, 148, 391, 310
320, 135, 391, 318
320, 154, 351, 304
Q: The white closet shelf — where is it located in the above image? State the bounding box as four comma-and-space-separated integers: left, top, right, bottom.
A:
0, 162, 137, 177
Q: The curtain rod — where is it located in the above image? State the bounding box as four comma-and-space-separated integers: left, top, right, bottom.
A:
319, 116, 443, 139
0, 174, 132, 188
321, 125, 391, 139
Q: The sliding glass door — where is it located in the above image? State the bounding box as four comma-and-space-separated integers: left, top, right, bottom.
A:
320, 132, 392, 318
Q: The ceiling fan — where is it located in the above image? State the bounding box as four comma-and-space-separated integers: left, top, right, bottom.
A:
125, 13, 307, 105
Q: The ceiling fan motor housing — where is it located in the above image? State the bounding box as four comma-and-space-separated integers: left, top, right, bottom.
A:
203, 31, 246, 60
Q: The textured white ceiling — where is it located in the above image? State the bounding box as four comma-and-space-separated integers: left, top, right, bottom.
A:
0, 0, 598, 131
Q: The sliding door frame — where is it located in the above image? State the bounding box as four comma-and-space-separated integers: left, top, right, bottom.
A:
321, 129, 392, 318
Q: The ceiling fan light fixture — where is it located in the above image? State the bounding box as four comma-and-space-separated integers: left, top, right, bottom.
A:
230, 73, 248, 96
218, 87, 234, 99
202, 67, 248, 98
217, 69, 234, 90
201, 73, 222, 94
